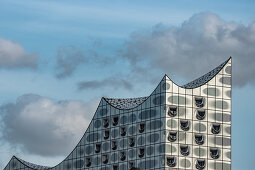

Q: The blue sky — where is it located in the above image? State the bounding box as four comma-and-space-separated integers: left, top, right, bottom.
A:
0, 0, 255, 169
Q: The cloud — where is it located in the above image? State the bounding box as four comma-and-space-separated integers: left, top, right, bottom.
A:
0, 94, 99, 156
55, 46, 87, 79
120, 12, 255, 86
78, 77, 133, 91
0, 38, 38, 69
55, 45, 114, 79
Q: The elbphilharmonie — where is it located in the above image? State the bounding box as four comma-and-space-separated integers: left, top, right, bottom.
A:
4, 58, 232, 170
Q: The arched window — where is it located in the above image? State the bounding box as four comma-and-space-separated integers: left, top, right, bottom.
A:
168, 131, 177, 142
120, 151, 126, 161
195, 134, 204, 145
195, 97, 205, 108
85, 157, 91, 167
180, 144, 190, 156
102, 154, 108, 164
211, 123, 221, 134
112, 140, 117, 150
138, 147, 145, 158
196, 109, 206, 120
168, 106, 177, 117
120, 126, 126, 136
104, 130, 110, 140
195, 159, 206, 170
95, 143, 101, 153
166, 156, 176, 167
210, 147, 220, 159
139, 122, 145, 133
103, 118, 109, 128
112, 116, 119, 126
180, 120, 190, 131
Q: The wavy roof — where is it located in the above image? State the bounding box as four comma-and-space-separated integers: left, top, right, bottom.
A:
5, 57, 231, 169
104, 97, 148, 110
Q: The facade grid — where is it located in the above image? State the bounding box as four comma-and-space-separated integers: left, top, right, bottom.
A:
4, 58, 232, 170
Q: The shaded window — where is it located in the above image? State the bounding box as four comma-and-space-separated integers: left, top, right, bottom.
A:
103, 118, 109, 128
112, 140, 117, 150
129, 161, 135, 170
95, 143, 101, 153
120, 126, 126, 136
180, 144, 190, 156
120, 151, 126, 161
180, 120, 190, 131
85, 157, 91, 167
138, 147, 145, 158
210, 147, 220, 159
196, 109, 206, 120
112, 116, 119, 126
168, 131, 177, 142
166, 156, 176, 167
211, 123, 221, 134
168, 106, 177, 117
195, 134, 204, 145
129, 137, 135, 147
104, 130, 110, 140
113, 164, 118, 170
102, 154, 108, 164
139, 122, 145, 133
195, 159, 206, 170
195, 97, 204, 108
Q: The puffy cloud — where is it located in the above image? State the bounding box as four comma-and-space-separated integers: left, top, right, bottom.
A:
0, 38, 38, 69
0, 94, 99, 156
121, 12, 255, 86
78, 76, 133, 91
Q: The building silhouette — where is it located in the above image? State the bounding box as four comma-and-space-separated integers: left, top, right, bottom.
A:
4, 58, 232, 170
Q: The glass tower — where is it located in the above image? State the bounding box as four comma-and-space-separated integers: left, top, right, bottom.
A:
4, 58, 232, 170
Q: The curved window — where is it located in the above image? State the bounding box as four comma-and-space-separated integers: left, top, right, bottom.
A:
166, 156, 176, 167
211, 123, 221, 134
139, 122, 145, 133
104, 130, 110, 140
195, 97, 205, 108
196, 109, 206, 120
168, 131, 177, 142
210, 147, 220, 159
168, 106, 177, 117
103, 118, 109, 128
195, 134, 204, 145
180, 120, 190, 131
113, 164, 118, 170
112, 116, 119, 126
180, 144, 190, 156
112, 140, 117, 150
85, 157, 91, 167
120, 151, 126, 161
95, 143, 101, 153
195, 159, 206, 170
120, 126, 126, 136
129, 137, 135, 147
129, 161, 134, 169
102, 154, 108, 164
138, 147, 145, 158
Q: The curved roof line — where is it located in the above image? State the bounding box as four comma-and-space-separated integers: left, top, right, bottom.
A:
7, 156, 51, 170
103, 96, 148, 110
4, 57, 231, 169
167, 57, 231, 89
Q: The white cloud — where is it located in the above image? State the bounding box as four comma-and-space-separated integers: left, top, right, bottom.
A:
0, 94, 99, 156
0, 38, 38, 69
121, 12, 255, 86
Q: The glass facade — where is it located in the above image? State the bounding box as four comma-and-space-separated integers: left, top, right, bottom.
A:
4, 58, 231, 170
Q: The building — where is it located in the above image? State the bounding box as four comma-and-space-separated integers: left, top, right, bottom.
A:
4, 58, 232, 170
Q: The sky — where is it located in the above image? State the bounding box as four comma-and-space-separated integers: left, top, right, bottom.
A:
0, 0, 255, 169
